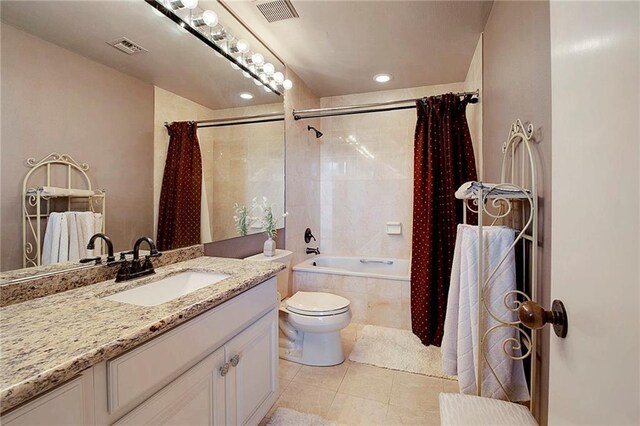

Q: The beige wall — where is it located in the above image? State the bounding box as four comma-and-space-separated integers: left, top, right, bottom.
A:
483, 1, 552, 423
318, 81, 482, 260
284, 68, 321, 271
153, 87, 284, 243
0, 23, 154, 272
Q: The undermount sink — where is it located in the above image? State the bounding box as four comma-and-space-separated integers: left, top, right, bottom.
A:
104, 271, 231, 307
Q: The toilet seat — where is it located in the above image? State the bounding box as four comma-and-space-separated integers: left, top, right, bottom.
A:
285, 291, 350, 317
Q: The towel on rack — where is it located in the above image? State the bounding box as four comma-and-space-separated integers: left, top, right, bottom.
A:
66, 212, 102, 261
442, 224, 529, 402
42, 213, 69, 265
37, 186, 97, 198
455, 181, 530, 200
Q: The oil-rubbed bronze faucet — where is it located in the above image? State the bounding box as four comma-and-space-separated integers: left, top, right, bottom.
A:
80, 233, 116, 265
115, 236, 162, 282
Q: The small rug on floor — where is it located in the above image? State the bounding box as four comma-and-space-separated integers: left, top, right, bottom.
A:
349, 324, 456, 380
267, 408, 336, 426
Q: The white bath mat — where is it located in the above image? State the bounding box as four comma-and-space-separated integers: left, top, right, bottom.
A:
267, 408, 336, 426
349, 325, 457, 380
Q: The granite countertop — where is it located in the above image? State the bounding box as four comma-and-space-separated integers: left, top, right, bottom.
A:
0, 256, 285, 414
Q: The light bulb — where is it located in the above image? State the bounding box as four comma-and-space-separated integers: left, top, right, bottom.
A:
202, 10, 218, 26
251, 53, 264, 66
269, 81, 277, 91
283, 79, 293, 90
242, 71, 251, 79
182, 0, 198, 9
259, 73, 268, 83
263, 62, 275, 75
236, 39, 250, 53
264, 86, 272, 93
254, 79, 263, 86
273, 71, 284, 83
230, 59, 240, 70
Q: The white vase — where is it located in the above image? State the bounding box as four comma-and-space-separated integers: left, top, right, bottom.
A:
263, 237, 276, 257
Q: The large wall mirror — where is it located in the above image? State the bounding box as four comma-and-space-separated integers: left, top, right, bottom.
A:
0, 0, 286, 279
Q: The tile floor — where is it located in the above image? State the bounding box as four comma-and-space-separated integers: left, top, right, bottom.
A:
261, 323, 458, 425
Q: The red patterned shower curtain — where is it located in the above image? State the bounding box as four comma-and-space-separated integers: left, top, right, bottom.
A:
157, 121, 202, 251
411, 94, 477, 346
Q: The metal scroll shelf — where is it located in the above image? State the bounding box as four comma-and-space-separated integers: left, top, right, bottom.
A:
22, 153, 106, 268
462, 119, 539, 414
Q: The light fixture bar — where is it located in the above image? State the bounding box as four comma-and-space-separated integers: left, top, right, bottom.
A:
145, 0, 282, 96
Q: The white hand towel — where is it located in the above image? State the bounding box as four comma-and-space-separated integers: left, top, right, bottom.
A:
442, 224, 529, 402
66, 212, 80, 261
42, 213, 63, 265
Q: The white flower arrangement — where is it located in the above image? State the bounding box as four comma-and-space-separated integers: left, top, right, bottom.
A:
258, 196, 288, 240
233, 200, 256, 236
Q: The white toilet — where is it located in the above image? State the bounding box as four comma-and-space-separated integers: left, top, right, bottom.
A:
244, 250, 352, 366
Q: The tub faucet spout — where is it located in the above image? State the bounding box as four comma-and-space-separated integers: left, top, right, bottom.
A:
306, 247, 320, 255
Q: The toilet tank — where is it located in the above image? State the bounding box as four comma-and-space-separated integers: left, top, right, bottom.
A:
244, 249, 293, 301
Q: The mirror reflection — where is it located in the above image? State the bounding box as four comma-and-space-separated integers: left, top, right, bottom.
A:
0, 0, 285, 276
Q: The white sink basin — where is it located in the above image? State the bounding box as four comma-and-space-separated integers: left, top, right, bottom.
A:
104, 271, 230, 307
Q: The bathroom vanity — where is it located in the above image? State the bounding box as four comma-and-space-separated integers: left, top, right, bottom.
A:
0, 256, 284, 425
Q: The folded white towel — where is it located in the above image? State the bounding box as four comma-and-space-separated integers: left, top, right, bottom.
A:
44, 212, 103, 263
38, 186, 97, 198
455, 181, 530, 200
442, 224, 529, 402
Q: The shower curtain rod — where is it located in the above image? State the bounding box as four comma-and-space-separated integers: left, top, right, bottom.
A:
292, 89, 479, 120
164, 112, 284, 129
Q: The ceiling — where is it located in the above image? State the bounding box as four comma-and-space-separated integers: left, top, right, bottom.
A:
224, 0, 493, 97
0, 1, 285, 111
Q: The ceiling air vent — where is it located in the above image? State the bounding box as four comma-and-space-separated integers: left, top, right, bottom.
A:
107, 37, 148, 55
256, 0, 299, 23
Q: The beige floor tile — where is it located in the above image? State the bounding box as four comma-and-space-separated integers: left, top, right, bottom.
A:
386, 404, 441, 425
338, 364, 394, 403
441, 378, 459, 394
279, 377, 292, 397
348, 362, 395, 380
327, 393, 389, 425
279, 358, 302, 382
291, 362, 349, 392
390, 371, 444, 414
275, 382, 337, 417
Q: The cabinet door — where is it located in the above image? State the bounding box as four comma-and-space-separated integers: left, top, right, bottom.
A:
114, 347, 226, 426
1, 371, 94, 426
225, 310, 278, 426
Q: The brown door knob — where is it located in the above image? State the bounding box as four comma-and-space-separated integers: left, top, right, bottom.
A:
517, 300, 568, 338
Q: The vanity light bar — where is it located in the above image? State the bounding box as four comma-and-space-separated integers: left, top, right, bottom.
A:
148, 0, 292, 92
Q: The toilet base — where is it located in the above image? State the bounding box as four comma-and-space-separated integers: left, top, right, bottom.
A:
279, 330, 345, 366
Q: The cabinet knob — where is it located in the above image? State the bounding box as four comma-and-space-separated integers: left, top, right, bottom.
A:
219, 363, 230, 376
230, 354, 240, 367
517, 299, 568, 338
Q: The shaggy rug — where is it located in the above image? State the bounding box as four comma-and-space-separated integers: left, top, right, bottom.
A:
348, 324, 457, 380
267, 408, 336, 426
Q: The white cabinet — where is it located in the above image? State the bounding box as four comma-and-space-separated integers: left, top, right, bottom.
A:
1, 371, 95, 426
224, 310, 279, 426
114, 310, 278, 426
113, 347, 226, 426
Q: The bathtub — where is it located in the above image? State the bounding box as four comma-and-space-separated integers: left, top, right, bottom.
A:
292, 255, 411, 329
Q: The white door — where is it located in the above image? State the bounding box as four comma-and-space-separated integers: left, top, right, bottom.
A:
114, 347, 226, 426
548, 1, 639, 425
225, 310, 279, 426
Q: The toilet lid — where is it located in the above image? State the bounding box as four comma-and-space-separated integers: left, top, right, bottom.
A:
285, 291, 350, 315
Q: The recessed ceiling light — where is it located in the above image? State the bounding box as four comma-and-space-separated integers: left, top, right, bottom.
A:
374, 73, 392, 83
240, 92, 254, 100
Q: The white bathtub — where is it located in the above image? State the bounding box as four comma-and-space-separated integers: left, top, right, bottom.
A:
292, 255, 411, 329
293, 255, 410, 281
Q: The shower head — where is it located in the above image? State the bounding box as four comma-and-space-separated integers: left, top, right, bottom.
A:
307, 125, 323, 138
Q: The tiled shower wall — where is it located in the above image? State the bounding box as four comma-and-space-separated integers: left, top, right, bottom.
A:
318, 81, 483, 260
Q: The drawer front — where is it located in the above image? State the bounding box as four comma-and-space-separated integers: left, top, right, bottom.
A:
107, 277, 276, 413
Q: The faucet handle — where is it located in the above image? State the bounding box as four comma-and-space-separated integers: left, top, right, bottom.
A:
119, 250, 134, 261
79, 256, 102, 265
